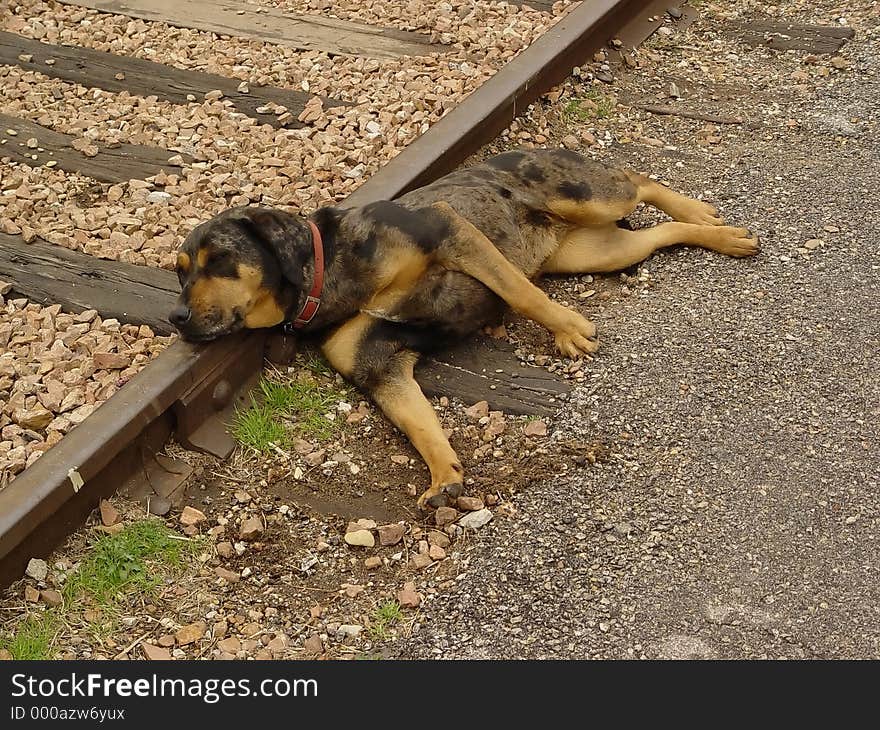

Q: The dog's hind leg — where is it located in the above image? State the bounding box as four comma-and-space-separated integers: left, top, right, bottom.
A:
542, 221, 759, 274
322, 313, 465, 510
627, 172, 726, 226
431, 201, 599, 358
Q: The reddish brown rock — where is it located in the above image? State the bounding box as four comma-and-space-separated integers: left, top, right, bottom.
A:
215, 567, 240, 583
427, 530, 450, 548
434, 507, 458, 527
175, 621, 206, 646
523, 419, 548, 437
457, 496, 485, 512
99, 499, 120, 526
464, 400, 490, 420
303, 634, 323, 655
483, 411, 506, 439
397, 582, 421, 608
142, 643, 171, 660
13, 406, 52, 430
179, 506, 206, 526
40, 589, 63, 607
217, 637, 241, 653
93, 352, 130, 370
411, 553, 433, 570
378, 523, 405, 546
268, 635, 288, 653
239, 516, 264, 540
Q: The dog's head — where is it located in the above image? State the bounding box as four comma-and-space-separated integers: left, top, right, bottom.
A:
170, 206, 311, 342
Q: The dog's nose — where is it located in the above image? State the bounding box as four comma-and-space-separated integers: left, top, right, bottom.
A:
169, 305, 192, 328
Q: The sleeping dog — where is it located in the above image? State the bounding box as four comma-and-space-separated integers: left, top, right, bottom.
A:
170, 148, 758, 509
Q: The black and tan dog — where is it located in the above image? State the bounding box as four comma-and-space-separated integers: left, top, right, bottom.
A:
170, 148, 758, 509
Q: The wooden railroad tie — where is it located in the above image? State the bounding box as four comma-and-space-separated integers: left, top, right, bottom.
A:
0, 232, 180, 335
58, 0, 446, 59
0, 31, 344, 129
725, 20, 855, 54
0, 112, 189, 183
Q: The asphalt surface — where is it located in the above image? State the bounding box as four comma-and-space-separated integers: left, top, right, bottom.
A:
391, 5, 879, 658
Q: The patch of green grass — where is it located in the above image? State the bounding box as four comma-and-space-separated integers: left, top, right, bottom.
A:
232, 398, 290, 452
368, 600, 403, 640
259, 378, 304, 413
564, 90, 616, 122
1, 520, 198, 660
0, 613, 57, 660
64, 520, 199, 606
232, 367, 350, 450
283, 379, 346, 441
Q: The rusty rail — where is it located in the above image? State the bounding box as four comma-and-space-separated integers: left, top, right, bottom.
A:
0, 0, 664, 589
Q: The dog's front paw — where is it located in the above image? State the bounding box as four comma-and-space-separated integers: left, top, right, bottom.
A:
553, 311, 599, 358
417, 482, 464, 511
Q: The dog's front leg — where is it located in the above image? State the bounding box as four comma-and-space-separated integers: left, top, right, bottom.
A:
430, 201, 599, 358
322, 313, 465, 510
369, 357, 465, 511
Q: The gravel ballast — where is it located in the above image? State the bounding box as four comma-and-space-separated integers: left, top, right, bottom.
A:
0, 294, 172, 485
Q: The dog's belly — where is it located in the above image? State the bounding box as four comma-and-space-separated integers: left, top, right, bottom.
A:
368, 266, 504, 350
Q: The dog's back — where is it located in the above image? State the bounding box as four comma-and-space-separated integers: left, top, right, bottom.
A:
396, 148, 630, 276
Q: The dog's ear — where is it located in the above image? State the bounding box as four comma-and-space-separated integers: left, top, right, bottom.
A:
231, 208, 308, 291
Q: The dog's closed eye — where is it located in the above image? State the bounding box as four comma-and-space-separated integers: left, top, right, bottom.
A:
201, 250, 238, 278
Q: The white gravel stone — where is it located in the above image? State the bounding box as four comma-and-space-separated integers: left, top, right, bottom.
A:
25, 558, 48, 581
457, 508, 493, 530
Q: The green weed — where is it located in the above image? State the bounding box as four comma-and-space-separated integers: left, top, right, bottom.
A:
368, 600, 403, 640
64, 520, 198, 605
231, 399, 289, 452
0, 613, 57, 660
232, 367, 349, 450
563, 90, 616, 122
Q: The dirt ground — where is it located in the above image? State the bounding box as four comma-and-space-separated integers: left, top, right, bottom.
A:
2, 0, 877, 660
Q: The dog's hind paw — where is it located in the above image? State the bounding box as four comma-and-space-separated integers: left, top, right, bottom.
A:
675, 199, 726, 226
709, 226, 760, 257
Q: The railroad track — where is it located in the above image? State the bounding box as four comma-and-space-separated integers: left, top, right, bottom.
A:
0, 0, 684, 588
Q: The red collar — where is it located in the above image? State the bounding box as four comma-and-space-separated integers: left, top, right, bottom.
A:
290, 220, 324, 329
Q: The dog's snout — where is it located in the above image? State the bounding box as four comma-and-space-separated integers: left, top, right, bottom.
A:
169, 305, 192, 328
